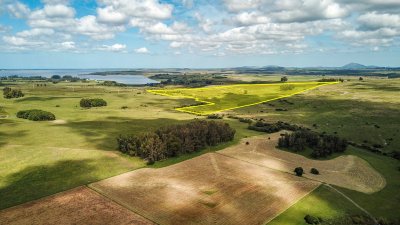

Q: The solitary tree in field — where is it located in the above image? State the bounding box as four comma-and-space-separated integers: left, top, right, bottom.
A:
294, 167, 304, 176
281, 76, 288, 82
359, 77, 364, 81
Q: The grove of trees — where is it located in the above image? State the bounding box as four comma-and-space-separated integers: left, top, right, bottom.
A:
3, 87, 24, 99
80, 98, 107, 108
278, 129, 348, 158
16, 109, 56, 121
117, 120, 236, 164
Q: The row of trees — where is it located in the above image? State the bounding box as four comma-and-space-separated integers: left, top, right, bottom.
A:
278, 129, 347, 158
17, 109, 56, 121
80, 98, 107, 108
3, 87, 24, 99
117, 120, 236, 164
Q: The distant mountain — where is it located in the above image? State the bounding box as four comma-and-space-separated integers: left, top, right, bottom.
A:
341, 63, 382, 69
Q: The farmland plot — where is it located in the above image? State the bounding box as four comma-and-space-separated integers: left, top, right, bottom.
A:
90, 153, 319, 225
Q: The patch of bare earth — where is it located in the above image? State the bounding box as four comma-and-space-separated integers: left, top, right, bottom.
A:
90, 153, 319, 225
218, 133, 386, 193
0, 186, 154, 225
50, 119, 67, 124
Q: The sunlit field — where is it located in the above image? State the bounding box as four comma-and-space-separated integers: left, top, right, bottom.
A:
148, 82, 336, 115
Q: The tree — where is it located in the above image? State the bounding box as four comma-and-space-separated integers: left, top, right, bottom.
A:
3, 87, 24, 99
51, 75, 61, 80
359, 77, 364, 81
294, 167, 304, 176
310, 168, 319, 175
281, 76, 288, 82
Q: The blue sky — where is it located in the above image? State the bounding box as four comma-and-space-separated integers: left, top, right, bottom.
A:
0, 0, 399, 68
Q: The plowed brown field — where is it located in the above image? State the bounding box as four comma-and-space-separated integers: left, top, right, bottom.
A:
90, 153, 319, 225
218, 133, 386, 193
0, 186, 154, 225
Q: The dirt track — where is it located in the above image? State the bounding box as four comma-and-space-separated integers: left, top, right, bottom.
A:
218, 133, 386, 193
90, 153, 319, 225
0, 186, 154, 225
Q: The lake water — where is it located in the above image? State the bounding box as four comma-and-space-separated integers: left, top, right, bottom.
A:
0, 69, 159, 85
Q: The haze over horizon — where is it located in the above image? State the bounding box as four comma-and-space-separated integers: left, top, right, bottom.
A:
1, 0, 399, 68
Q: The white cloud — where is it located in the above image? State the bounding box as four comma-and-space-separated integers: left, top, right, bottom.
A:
7, 2, 30, 18
134, 47, 150, 54
97, 43, 127, 52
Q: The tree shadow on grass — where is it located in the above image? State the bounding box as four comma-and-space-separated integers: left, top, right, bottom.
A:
14, 96, 82, 103
60, 117, 190, 150
0, 130, 28, 148
0, 159, 101, 210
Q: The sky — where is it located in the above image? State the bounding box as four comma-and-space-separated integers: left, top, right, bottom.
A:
0, 0, 399, 68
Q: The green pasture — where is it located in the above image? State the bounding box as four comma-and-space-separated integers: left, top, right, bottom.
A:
148, 82, 336, 115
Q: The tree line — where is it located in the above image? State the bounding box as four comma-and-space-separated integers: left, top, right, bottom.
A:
278, 129, 347, 158
117, 120, 236, 164
3, 87, 24, 99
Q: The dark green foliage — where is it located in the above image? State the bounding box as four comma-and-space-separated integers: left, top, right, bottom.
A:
121, 106, 128, 109
278, 129, 347, 158
318, 78, 338, 82
51, 75, 61, 80
3, 87, 24, 99
321, 215, 400, 225
294, 167, 304, 176
238, 118, 253, 124
16, 109, 56, 121
280, 84, 295, 91
207, 114, 223, 119
281, 76, 288, 82
117, 120, 235, 163
102, 81, 126, 87
359, 77, 364, 81
310, 168, 319, 175
248, 121, 300, 133
80, 98, 107, 108
304, 215, 321, 224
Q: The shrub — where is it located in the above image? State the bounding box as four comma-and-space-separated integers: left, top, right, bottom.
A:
121, 106, 128, 109
310, 168, 319, 175
16, 109, 56, 121
304, 215, 320, 224
294, 167, 304, 176
281, 76, 288, 82
3, 87, 24, 99
207, 114, 223, 119
80, 98, 107, 108
280, 84, 295, 91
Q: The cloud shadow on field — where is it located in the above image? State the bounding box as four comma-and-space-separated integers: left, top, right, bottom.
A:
0, 159, 98, 210
60, 117, 190, 150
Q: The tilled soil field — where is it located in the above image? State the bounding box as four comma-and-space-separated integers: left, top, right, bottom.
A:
90, 153, 319, 225
0, 186, 154, 225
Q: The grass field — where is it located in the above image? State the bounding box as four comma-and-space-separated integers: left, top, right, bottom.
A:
0, 80, 258, 209
148, 82, 336, 115
1, 76, 399, 224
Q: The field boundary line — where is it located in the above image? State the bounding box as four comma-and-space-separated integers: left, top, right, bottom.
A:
147, 82, 338, 115
88, 184, 160, 225
263, 184, 321, 225
324, 184, 378, 224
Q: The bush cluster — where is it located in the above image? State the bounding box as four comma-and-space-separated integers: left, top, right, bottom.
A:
278, 129, 347, 158
3, 87, 24, 99
248, 121, 300, 133
117, 120, 235, 164
280, 84, 295, 91
294, 167, 304, 176
207, 114, 223, 119
16, 109, 56, 121
80, 98, 107, 108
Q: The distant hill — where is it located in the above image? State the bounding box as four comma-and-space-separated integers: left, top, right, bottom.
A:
341, 63, 382, 69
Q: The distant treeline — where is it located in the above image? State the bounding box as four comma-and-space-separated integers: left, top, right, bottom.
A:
117, 120, 235, 164
0, 75, 87, 82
